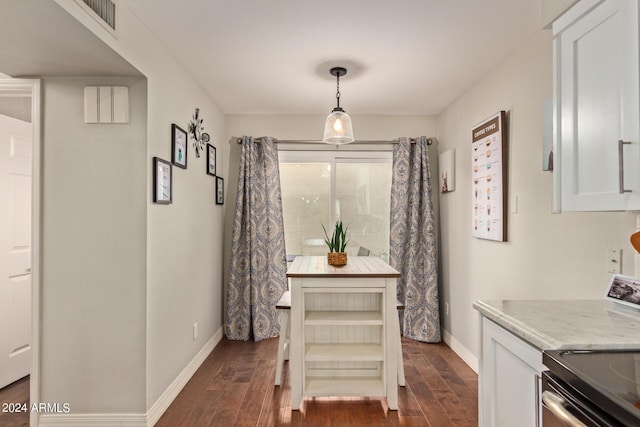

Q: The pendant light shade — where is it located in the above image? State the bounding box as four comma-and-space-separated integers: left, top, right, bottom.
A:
323, 110, 354, 145
323, 67, 354, 144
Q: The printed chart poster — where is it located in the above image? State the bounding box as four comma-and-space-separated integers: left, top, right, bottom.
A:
471, 111, 507, 242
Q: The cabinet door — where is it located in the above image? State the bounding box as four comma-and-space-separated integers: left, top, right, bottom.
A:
480, 318, 543, 427
555, 0, 640, 211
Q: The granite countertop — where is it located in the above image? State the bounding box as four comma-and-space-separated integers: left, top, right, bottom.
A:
474, 299, 640, 350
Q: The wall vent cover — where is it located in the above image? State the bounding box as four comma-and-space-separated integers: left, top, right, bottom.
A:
81, 0, 116, 30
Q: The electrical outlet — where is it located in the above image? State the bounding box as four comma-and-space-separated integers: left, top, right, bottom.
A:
608, 249, 621, 274
193, 322, 198, 340
444, 302, 449, 316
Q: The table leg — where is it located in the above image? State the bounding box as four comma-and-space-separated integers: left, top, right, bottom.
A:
386, 280, 398, 410
290, 280, 302, 410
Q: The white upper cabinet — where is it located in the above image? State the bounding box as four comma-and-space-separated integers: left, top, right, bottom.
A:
553, 0, 640, 211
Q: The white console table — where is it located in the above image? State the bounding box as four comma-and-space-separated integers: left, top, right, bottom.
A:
287, 256, 401, 410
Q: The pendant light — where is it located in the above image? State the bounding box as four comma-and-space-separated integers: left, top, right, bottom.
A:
323, 67, 354, 144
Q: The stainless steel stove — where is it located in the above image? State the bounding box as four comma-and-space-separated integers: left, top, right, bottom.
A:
543, 349, 640, 426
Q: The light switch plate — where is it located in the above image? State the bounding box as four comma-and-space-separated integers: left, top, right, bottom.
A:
608, 249, 621, 274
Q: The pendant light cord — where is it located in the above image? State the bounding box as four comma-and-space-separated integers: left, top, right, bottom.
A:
335, 72, 341, 110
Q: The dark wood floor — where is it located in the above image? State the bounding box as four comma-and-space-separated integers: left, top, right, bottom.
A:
157, 337, 478, 427
0, 337, 478, 427
0, 376, 29, 427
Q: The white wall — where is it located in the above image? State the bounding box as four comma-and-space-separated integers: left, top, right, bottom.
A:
41, 76, 147, 412
51, 0, 227, 414
437, 29, 638, 362
222, 114, 438, 324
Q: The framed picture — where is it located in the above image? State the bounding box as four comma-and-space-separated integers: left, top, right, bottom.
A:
171, 124, 188, 169
439, 149, 455, 193
207, 143, 216, 176
605, 274, 640, 310
153, 157, 172, 204
542, 97, 553, 171
471, 111, 507, 242
215, 176, 224, 205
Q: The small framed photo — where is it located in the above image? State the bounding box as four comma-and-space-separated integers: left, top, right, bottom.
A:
439, 149, 455, 193
215, 176, 224, 205
605, 274, 640, 310
207, 143, 216, 176
171, 124, 188, 169
153, 157, 172, 204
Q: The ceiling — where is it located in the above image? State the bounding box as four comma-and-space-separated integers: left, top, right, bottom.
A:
0, 0, 542, 116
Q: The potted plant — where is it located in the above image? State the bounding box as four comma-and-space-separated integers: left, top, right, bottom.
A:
322, 220, 348, 266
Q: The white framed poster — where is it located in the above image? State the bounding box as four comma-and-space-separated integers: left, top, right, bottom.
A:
471, 111, 507, 241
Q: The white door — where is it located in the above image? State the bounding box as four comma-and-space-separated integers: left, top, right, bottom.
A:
0, 114, 32, 389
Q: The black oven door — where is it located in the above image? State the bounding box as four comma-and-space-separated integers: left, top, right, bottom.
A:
542, 372, 621, 427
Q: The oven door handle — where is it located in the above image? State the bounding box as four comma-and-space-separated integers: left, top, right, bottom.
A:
542, 391, 587, 427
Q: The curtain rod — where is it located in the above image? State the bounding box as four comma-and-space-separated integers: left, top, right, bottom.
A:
235, 138, 433, 145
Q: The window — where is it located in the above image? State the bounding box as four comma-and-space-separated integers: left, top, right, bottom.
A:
279, 151, 392, 260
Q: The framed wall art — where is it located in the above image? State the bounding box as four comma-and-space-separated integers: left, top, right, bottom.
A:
439, 149, 455, 193
215, 176, 224, 205
207, 143, 216, 176
542, 97, 553, 171
153, 157, 172, 204
171, 124, 187, 169
471, 111, 507, 242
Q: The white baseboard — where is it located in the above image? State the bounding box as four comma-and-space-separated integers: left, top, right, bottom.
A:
442, 329, 479, 373
38, 327, 223, 427
38, 413, 146, 426
146, 327, 223, 425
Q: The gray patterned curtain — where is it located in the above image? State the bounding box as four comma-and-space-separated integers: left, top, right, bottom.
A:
225, 136, 288, 341
390, 136, 440, 343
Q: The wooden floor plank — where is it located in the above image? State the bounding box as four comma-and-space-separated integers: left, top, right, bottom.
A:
403, 361, 454, 427
0, 376, 29, 427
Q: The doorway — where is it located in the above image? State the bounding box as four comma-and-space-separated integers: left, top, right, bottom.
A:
0, 113, 32, 389
0, 79, 41, 427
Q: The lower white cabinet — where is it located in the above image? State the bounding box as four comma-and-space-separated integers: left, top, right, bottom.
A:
288, 256, 400, 410
479, 317, 544, 427
303, 289, 386, 396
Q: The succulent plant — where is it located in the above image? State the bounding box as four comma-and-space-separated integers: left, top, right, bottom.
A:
321, 220, 348, 253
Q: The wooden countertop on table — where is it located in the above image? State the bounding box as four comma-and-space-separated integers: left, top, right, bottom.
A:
287, 256, 401, 278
